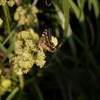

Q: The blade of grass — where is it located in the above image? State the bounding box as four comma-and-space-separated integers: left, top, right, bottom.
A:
3, 24, 19, 46
31, 0, 38, 8
69, 0, 90, 68
0, 35, 16, 65
62, 0, 69, 41
69, 0, 80, 19
2, 4, 11, 35
77, 0, 86, 10
6, 87, 19, 100
91, 0, 99, 18
90, 0, 100, 53
52, 0, 65, 30
0, 42, 7, 53
67, 25, 78, 68
88, 0, 92, 11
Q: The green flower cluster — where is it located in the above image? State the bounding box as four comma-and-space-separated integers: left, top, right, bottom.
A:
0, 70, 12, 96
9, 29, 46, 75
0, 0, 15, 7
0, 18, 3, 25
7, 0, 15, 7
14, 4, 38, 25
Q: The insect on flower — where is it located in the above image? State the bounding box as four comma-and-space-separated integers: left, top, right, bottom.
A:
38, 28, 57, 52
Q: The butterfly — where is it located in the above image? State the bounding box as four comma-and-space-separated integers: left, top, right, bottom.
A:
38, 28, 57, 52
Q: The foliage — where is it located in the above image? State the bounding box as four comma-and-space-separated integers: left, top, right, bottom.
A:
0, 0, 100, 100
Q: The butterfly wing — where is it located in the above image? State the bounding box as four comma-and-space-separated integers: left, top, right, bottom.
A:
43, 28, 52, 45
38, 29, 50, 51
38, 28, 57, 52
45, 28, 57, 52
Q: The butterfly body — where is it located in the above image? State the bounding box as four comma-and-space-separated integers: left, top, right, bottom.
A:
38, 28, 57, 52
